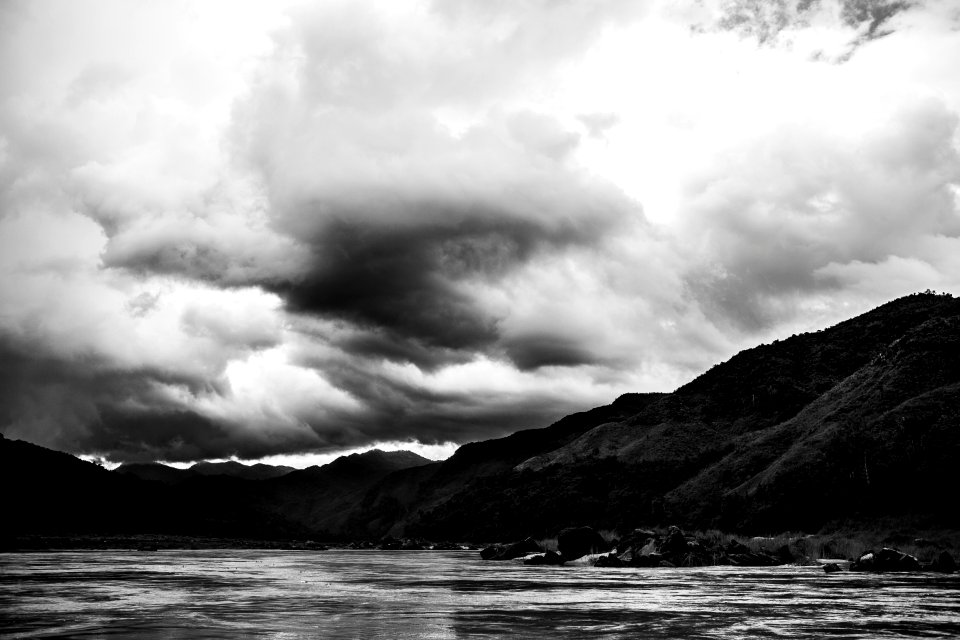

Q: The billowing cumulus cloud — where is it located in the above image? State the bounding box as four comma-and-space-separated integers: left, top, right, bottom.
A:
0, 0, 958, 464
681, 99, 960, 331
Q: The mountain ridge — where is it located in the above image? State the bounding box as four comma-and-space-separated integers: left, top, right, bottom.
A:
3, 292, 958, 541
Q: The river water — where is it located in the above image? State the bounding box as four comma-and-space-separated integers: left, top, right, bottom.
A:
1, 550, 959, 639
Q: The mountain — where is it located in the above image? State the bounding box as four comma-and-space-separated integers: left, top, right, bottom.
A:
2, 437, 430, 539
352, 292, 960, 539
114, 462, 191, 484
114, 460, 294, 484
249, 450, 432, 536
189, 461, 295, 480
1, 435, 168, 535
5, 292, 958, 542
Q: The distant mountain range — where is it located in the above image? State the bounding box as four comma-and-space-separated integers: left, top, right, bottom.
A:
4, 292, 958, 541
115, 460, 296, 483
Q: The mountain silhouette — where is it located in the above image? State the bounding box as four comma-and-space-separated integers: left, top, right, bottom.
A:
4, 292, 958, 541
115, 460, 295, 484
358, 291, 960, 539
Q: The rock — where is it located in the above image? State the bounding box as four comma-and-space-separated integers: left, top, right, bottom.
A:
850, 548, 921, 572
564, 553, 606, 567
480, 537, 543, 561
929, 550, 956, 573
594, 553, 623, 568
630, 553, 662, 568
558, 526, 608, 561
616, 548, 639, 564
657, 526, 688, 557
617, 529, 657, 553
823, 563, 842, 573
480, 545, 503, 560
524, 551, 565, 566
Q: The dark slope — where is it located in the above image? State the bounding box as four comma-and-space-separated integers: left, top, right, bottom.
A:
190, 461, 295, 480
351, 392, 666, 538
354, 292, 960, 539
249, 450, 432, 537
115, 462, 190, 484
156, 449, 431, 538
4, 437, 429, 539
693, 310, 960, 530
114, 460, 294, 484
1, 435, 168, 534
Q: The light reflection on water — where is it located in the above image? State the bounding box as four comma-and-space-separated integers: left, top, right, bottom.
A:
1, 550, 959, 639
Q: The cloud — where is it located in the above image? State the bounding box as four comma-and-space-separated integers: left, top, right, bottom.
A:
221, 6, 647, 366
710, 0, 920, 58
679, 98, 960, 332
0, 0, 958, 464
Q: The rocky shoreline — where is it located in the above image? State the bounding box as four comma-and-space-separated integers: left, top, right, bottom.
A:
4, 526, 957, 575
480, 526, 958, 574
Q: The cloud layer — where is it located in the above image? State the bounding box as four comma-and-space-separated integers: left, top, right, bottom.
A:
1, 0, 958, 464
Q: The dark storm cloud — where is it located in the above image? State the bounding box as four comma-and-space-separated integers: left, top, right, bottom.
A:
223, 8, 645, 370
275, 206, 621, 365
0, 337, 215, 460
0, 333, 332, 463
291, 347, 588, 447
502, 334, 598, 371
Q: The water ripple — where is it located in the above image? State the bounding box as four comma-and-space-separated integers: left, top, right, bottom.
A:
1, 550, 958, 639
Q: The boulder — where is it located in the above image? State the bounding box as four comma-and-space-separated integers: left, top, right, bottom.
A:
850, 548, 921, 572
617, 529, 657, 553
639, 539, 658, 556
823, 563, 842, 573
480, 537, 543, 561
594, 553, 624, 568
629, 553, 662, 568
616, 548, 639, 564
523, 551, 565, 566
657, 526, 688, 557
929, 550, 956, 574
679, 540, 714, 567
558, 526, 609, 561
480, 544, 503, 560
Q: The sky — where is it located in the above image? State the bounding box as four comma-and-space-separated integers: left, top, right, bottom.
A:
1, 0, 959, 468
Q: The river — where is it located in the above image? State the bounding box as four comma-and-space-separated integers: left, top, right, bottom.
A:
1, 550, 959, 638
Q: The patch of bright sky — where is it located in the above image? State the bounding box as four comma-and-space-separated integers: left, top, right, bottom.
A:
84, 440, 461, 470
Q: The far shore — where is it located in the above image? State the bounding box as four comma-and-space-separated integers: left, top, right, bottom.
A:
5, 527, 960, 566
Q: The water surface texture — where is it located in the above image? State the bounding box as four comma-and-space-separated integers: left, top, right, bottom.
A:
2, 550, 959, 639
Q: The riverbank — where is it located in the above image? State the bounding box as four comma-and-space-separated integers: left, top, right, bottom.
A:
5, 526, 959, 567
